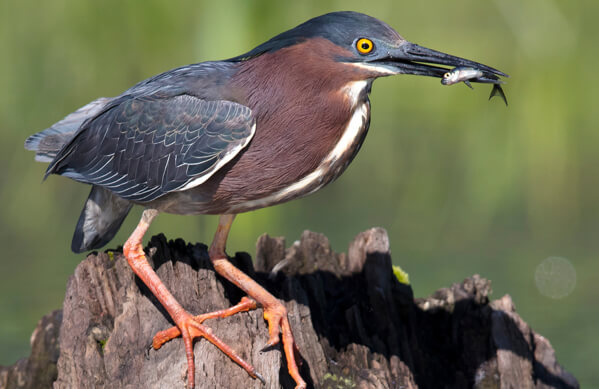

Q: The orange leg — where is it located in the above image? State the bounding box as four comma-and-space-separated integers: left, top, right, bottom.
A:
123, 209, 263, 388
211, 215, 306, 388
156, 214, 307, 389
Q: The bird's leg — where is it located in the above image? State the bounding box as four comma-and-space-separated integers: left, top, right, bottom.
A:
123, 209, 262, 389
148, 213, 306, 388
208, 214, 307, 389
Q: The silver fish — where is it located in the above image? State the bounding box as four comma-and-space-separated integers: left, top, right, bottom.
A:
441, 66, 483, 89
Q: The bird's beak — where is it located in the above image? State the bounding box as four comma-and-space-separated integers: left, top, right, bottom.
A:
371, 41, 507, 83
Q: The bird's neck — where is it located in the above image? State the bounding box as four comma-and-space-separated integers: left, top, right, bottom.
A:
230, 38, 373, 114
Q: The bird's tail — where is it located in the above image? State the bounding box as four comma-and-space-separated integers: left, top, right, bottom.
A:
25, 97, 110, 162
72, 185, 133, 253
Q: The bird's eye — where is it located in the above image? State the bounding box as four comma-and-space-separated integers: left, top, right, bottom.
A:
443, 72, 451, 78
356, 38, 374, 54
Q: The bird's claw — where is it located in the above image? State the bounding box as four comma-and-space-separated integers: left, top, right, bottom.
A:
260, 337, 279, 352
254, 371, 266, 385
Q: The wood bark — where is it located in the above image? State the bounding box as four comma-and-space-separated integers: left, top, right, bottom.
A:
0, 228, 579, 389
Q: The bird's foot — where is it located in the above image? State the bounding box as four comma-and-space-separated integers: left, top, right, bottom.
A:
262, 302, 307, 389
152, 297, 264, 388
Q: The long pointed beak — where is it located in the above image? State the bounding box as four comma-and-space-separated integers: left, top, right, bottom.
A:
373, 42, 508, 83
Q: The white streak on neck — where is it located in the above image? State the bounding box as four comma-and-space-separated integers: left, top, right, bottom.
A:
348, 62, 398, 76
342, 79, 369, 108
320, 81, 368, 166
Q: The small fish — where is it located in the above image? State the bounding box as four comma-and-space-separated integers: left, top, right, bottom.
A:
442, 66, 508, 106
441, 66, 483, 89
489, 83, 508, 106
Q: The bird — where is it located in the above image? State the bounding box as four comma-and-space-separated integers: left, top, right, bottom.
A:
25, 11, 506, 389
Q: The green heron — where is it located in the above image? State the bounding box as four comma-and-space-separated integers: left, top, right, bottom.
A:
25, 11, 506, 389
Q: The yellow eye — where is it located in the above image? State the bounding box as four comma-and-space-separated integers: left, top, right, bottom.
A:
443, 72, 450, 78
356, 38, 374, 54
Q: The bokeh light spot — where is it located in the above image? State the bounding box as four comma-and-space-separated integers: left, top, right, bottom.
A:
534, 256, 576, 299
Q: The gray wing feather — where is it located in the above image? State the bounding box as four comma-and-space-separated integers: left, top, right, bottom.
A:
25, 98, 111, 162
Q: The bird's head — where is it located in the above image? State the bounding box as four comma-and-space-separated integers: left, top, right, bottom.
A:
231, 11, 506, 84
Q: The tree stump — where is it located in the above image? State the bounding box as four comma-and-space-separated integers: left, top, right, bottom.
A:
0, 228, 579, 388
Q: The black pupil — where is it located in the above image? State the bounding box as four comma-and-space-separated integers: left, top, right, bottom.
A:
361, 42, 370, 50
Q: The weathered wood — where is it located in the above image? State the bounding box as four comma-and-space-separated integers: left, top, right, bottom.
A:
0, 310, 61, 389
0, 229, 579, 388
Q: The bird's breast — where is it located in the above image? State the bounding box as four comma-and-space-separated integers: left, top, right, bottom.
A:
226, 84, 372, 213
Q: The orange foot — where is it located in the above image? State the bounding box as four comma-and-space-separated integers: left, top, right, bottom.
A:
152, 297, 264, 388
262, 301, 306, 389
153, 296, 307, 389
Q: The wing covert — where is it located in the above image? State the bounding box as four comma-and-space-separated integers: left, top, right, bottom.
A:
48, 95, 255, 202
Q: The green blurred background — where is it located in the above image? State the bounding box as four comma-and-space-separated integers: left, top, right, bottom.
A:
1, 0, 597, 386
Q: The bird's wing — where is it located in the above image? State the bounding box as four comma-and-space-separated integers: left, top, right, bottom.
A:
46, 94, 255, 202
